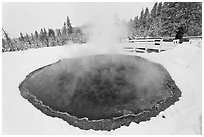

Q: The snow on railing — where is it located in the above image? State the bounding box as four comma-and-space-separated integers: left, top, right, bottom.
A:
122, 36, 202, 53
122, 38, 163, 53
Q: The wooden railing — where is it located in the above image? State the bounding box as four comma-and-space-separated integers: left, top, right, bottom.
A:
122, 36, 202, 53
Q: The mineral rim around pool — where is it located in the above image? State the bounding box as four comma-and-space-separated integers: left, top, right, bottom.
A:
19, 54, 181, 131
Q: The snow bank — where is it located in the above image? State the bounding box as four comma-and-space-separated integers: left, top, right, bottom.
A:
2, 42, 202, 134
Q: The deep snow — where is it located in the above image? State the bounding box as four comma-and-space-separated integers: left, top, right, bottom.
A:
2, 41, 202, 135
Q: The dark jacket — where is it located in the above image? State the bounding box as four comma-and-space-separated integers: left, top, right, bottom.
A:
175, 27, 184, 40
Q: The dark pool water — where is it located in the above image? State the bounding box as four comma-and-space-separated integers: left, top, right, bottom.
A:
21, 54, 174, 120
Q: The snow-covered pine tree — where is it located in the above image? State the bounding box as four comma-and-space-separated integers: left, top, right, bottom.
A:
67, 16, 73, 34
62, 22, 67, 35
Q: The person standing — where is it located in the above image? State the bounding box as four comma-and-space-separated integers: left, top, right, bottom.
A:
175, 26, 184, 44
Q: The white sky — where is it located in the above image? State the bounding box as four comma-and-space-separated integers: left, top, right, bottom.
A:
2, 2, 155, 38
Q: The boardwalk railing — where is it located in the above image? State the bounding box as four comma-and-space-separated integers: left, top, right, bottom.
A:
122, 36, 202, 53
123, 38, 164, 53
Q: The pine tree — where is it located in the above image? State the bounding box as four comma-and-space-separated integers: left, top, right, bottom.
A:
31, 33, 34, 41
144, 7, 150, 22
43, 28, 47, 37
2, 28, 13, 51
40, 28, 44, 42
25, 33, 31, 44
139, 9, 145, 36
139, 9, 144, 27
156, 2, 163, 37
48, 29, 55, 38
161, 2, 178, 37
2, 38, 7, 52
35, 30, 39, 38
43, 28, 49, 47
144, 7, 150, 36
133, 16, 140, 29
62, 22, 67, 35
56, 29, 62, 37
157, 2, 162, 16
151, 2, 158, 19
148, 2, 162, 37
34, 30, 39, 47
19, 32, 24, 41
128, 16, 139, 37
2, 28, 11, 42
66, 16, 73, 34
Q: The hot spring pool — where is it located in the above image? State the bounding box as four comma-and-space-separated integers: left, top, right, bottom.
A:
19, 54, 181, 131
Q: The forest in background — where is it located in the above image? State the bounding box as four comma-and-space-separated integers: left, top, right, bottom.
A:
2, 2, 202, 52
2, 16, 88, 52
127, 2, 202, 38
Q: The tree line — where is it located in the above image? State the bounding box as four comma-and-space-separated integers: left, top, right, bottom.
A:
127, 2, 202, 38
2, 2, 202, 52
2, 16, 87, 52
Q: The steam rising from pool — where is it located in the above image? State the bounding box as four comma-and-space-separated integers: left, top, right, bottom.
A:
62, 13, 128, 58
60, 14, 169, 112
19, 11, 181, 131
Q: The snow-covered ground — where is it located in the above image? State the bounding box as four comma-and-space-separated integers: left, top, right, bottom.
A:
2, 41, 202, 135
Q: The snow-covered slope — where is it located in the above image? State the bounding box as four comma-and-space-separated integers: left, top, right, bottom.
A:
2, 42, 202, 135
